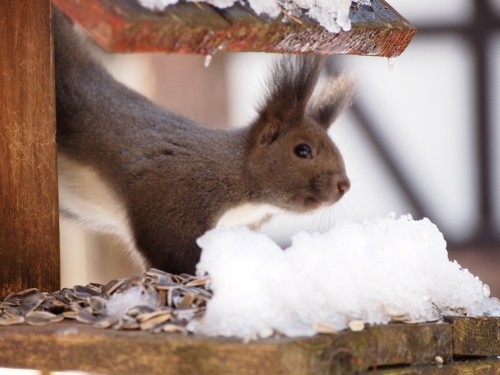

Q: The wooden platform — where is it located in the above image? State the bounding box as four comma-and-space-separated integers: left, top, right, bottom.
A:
0, 317, 498, 374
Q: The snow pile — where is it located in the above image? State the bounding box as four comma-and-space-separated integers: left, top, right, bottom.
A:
194, 215, 500, 339
136, 0, 372, 33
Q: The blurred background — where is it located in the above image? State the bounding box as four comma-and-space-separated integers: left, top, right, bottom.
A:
59, 0, 500, 297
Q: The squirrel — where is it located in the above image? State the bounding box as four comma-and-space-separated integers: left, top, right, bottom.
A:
54, 10, 354, 275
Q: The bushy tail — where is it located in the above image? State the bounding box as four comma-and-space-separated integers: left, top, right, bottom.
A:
53, 9, 111, 105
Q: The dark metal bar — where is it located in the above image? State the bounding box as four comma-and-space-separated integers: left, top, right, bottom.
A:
472, 0, 494, 240
418, 4, 500, 242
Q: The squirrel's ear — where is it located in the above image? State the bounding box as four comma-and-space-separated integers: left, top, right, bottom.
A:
306, 73, 356, 130
248, 112, 281, 147
249, 55, 325, 147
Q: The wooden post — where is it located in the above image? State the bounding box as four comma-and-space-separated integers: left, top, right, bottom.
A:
0, 0, 60, 295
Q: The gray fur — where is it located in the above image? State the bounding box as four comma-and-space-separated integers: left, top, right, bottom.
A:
54, 10, 353, 275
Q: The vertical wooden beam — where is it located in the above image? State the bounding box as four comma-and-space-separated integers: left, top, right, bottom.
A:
0, 0, 59, 295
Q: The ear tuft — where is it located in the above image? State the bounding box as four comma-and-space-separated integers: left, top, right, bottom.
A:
259, 55, 325, 122
249, 55, 326, 149
307, 73, 356, 129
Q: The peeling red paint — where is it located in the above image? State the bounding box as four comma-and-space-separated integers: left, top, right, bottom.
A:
52, 0, 416, 57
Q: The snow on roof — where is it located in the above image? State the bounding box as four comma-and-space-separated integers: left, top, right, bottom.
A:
137, 0, 372, 33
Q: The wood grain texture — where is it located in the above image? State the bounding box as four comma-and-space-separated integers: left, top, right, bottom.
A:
328, 323, 452, 374
51, 0, 416, 57
0, 319, 499, 374
0, 321, 452, 374
0, 0, 60, 295
371, 358, 500, 375
445, 316, 500, 356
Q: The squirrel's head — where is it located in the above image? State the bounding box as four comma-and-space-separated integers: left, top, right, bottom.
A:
247, 55, 354, 213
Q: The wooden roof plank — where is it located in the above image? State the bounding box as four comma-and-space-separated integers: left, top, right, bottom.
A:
51, 0, 416, 57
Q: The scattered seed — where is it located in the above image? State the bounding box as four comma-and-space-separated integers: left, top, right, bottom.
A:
0, 314, 25, 326
313, 321, 338, 334
348, 320, 365, 332
435, 355, 444, 368
185, 277, 209, 287
63, 311, 78, 319
94, 315, 119, 329
161, 324, 188, 334
76, 309, 98, 324
140, 312, 172, 331
89, 296, 107, 315
0, 269, 213, 335
26, 311, 61, 326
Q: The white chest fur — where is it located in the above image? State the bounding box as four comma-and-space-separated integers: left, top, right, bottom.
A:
216, 203, 285, 229
58, 154, 147, 269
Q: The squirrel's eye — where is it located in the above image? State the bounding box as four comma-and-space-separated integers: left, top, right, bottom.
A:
294, 144, 312, 159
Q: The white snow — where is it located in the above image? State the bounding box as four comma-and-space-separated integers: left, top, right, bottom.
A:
136, 0, 372, 33
194, 214, 500, 339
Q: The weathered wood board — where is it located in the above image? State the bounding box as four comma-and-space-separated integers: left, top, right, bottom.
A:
0, 320, 478, 375
371, 358, 500, 375
445, 316, 500, 357
51, 0, 416, 57
0, 0, 60, 295
0, 316, 499, 374
327, 323, 452, 374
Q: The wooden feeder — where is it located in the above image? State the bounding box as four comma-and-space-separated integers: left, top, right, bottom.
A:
1, 0, 499, 374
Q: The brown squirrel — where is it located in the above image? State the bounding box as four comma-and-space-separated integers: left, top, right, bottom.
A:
54, 10, 354, 275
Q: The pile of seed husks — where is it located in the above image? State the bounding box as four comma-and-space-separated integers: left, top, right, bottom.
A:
0, 269, 211, 333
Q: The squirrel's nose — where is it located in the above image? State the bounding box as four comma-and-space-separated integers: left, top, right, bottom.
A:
338, 178, 350, 196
